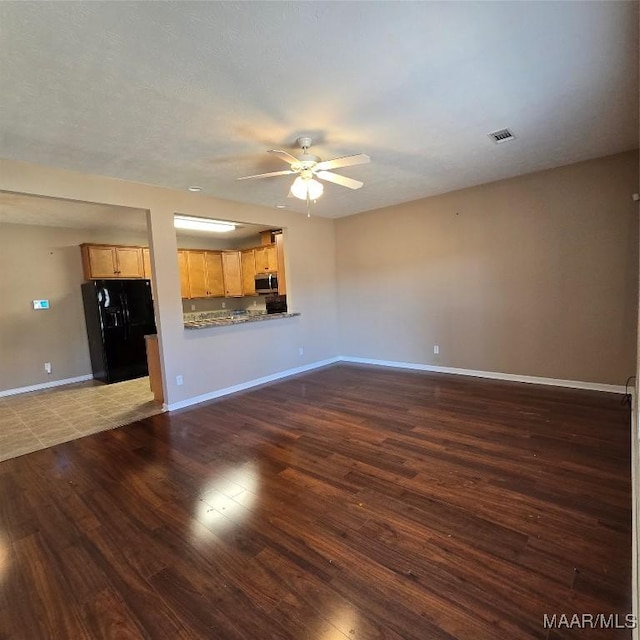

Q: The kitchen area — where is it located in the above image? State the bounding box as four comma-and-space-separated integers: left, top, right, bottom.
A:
0, 192, 301, 461
77, 219, 298, 404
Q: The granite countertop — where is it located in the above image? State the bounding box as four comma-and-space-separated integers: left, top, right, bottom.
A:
183, 309, 300, 329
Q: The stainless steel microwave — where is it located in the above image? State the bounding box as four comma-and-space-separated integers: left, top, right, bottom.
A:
255, 272, 278, 294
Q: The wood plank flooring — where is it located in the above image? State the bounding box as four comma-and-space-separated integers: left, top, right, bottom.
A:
0, 364, 633, 639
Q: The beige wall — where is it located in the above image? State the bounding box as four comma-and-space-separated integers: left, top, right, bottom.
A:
0, 219, 282, 392
2, 149, 635, 401
0, 222, 151, 392
336, 150, 639, 385
0, 159, 339, 406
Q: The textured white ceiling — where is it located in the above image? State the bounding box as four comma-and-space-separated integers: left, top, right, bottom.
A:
0, 1, 637, 219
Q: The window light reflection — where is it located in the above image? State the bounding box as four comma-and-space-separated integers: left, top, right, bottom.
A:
0, 531, 9, 584
322, 605, 360, 640
191, 463, 258, 543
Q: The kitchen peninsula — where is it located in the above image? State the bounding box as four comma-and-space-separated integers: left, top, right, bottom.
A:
183, 309, 300, 329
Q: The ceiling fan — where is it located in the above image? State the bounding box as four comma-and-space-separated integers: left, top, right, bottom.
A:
237, 136, 370, 202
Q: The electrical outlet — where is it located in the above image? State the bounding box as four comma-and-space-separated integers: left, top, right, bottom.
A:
433, 345, 440, 355
253, 300, 257, 307
44, 362, 52, 374
191, 304, 196, 311
176, 375, 183, 386
298, 347, 304, 356
221, 302, 226, 309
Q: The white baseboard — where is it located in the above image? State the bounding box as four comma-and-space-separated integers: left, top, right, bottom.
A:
164, 354, 626, 412
339, 356, 627, 394
0, 374, 94, 398
163, 357, 341, 411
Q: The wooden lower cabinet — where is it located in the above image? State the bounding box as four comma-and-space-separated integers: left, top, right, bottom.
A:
241, 249, 256, 295
222, 251, 243, 297
144, 335, 164, 404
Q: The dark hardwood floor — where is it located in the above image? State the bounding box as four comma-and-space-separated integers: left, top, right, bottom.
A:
0, 363, 632, 639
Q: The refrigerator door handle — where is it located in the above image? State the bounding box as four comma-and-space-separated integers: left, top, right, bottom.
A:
120, 293, 130, 340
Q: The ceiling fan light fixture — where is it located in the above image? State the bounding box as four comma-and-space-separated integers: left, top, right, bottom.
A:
290, 176, 324, 201
174, 215, 235, 233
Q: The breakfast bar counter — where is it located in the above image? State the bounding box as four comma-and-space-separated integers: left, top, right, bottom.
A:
183, 310, 300, 329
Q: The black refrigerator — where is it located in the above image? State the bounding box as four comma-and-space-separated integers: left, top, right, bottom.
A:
81, 279, 156, 384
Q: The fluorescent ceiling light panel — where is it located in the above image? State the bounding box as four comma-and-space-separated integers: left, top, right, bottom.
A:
174, 215, 235, 233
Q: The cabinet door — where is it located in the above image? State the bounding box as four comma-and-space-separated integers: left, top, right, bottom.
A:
142, 248, 152, 281
255, 245, 277, 273
241, 249, 256, 295
115, 246, 144, 277
186, 251, 207, 298
254, 246, 269, 274
86, 246, 117, 278
177, 251, 191, 299
205, 252, 225, 297
265, 244, 278, 272
222, 251, 243, 297
275, 233, 286, 295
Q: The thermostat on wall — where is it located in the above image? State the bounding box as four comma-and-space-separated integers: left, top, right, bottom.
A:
32, 300, 50, 310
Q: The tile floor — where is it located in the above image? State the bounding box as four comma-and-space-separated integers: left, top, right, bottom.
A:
0, 377, 163, 463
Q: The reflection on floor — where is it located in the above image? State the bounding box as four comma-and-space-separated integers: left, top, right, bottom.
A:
0, 376, 163, 462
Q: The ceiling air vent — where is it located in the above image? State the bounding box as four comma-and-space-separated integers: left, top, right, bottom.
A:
487, 128, 516, 144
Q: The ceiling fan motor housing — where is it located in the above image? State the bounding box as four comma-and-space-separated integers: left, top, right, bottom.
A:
298, 154, 320, 171
297, 136, 313, 150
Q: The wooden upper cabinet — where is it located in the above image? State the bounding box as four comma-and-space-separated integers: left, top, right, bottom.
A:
275, 233, 287, 295
81, 244, 144, 280
205, 252, 225, 297
254, 244, 277, 274
82, 236, 284, 300
222, 251, 243, 297
241, 249, 256, 296
180, 250, 225, 299
177, 251, 190, 299
142, 248, 152, 281
116, 246, 144, 277
186, 251, 208, 298
82, 245, 117, 278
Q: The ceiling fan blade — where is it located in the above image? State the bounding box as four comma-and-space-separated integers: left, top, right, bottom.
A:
315, 153, 370, 171
267, 149, 301, 165
316, 171, 363, 190
237, 170, 295, 181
